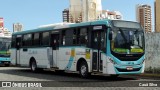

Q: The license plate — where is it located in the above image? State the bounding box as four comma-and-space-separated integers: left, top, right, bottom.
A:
126, 67, 133, 70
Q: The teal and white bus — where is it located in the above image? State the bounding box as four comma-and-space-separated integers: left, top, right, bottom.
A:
11, 20, 145, 78
0, 36, 11, 66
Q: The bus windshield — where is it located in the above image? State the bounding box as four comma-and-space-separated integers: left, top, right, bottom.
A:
0, 38, 11, 57
111, 28, 144, 54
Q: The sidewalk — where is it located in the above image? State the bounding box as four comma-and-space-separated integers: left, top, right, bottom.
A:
137, 73, 160, 78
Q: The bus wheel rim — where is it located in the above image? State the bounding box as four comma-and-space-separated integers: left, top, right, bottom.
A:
81, 65, 86, 76
32, 62, 36, 71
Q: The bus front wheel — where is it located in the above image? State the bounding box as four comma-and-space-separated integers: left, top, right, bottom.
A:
79, 61, 90, 78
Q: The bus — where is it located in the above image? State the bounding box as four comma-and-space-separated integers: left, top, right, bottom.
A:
11, 20, 145, 78
0, 36, 11, 66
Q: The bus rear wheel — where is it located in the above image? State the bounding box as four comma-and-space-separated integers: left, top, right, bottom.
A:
30, 60, 37, 72
79, 61, 90, 78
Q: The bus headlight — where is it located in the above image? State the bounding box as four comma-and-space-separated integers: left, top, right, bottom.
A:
108, 57, 116, 64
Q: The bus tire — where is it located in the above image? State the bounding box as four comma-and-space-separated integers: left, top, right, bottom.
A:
79, 61, 90, 78
30, 60, 38, 72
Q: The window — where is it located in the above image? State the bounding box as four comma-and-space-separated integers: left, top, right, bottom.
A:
79, 28, 88, 45
42, 32, 49, 46
23, 34, 32, 47
73, 29, 76, 44
65, 29, 73, 46
61, 30, 66, 45
100, 31, 106, 52
33, 33, 40, 46
11, 36, 16, 48
60, 27, 89, 46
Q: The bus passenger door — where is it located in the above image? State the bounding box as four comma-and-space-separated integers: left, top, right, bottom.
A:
92, 30, 105, 72
51, 33, 59, 67
15, 37, 21, 65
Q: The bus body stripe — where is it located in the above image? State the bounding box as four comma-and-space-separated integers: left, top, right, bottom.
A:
65, 48, 75, 70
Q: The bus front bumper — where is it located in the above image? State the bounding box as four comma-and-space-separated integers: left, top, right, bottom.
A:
0, 57, 11, 65
113, 64, 145, 74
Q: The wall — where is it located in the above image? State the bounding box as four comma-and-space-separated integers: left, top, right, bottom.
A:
145, 33, 160, 73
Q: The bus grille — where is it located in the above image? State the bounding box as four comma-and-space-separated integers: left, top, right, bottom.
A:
118, 57, 140, 61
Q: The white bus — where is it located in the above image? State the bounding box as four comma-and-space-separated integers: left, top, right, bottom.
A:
11, 20, 145, 78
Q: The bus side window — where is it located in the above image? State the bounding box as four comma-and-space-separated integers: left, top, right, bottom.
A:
80, 28, 88, 45
22, 35, 26, 47
11, 36, 16, 48
61, 30, 66, 45
76, 29, 80, 45
33, 33, 40, 46
22, 34, 32, 47
65, 29, 73, 46
73, 29, 76, 45
42, 32, 50, 46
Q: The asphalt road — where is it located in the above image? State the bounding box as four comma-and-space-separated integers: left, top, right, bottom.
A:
0, 66, 159, 90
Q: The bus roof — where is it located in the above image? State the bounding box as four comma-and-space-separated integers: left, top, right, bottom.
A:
12, 19, 110, 35
12, 19, 141, 36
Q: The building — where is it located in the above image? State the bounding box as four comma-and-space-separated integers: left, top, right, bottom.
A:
62, 9, 70, 22
81, 0, 102, 22
0, 17, 12, 37
155, 0, 160, 32
64, 0, 122, 23
13, 23, 23, 32
102, 10, 123, 20
62, 8, 82, 23
69, 0, 82, 23
3, 28, 12, 37
66, 0, 102, 23
0, 17, 4, 36
0, 17, 4, 31
136, 4, 152, 33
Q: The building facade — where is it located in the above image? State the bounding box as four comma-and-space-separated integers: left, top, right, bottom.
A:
3, 28, 12, 37
155, 0, 160, 32
64, 0, 122, 23
136, 4, 152, 33
13, 23, 23, 32
62, 9, 70, 23
0, 17, 4, 35
81, 0, 102, 22
102, 10, 123, 20
0, 17, 4, 31
65, 0, 102, 23
62, 8, 82, 23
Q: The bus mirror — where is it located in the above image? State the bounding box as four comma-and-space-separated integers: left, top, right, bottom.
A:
109, 31, 113, 40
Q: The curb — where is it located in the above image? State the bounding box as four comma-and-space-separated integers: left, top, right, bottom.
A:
137, 73, 160, 78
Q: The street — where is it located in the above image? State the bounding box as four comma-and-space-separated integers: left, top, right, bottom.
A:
0, 66, 159, 87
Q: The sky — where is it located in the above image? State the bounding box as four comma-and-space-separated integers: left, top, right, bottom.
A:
0, 0, 154, 32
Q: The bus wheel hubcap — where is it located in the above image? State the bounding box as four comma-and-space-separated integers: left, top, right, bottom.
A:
81, 65, 86, 76
32, 62, 36, 71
